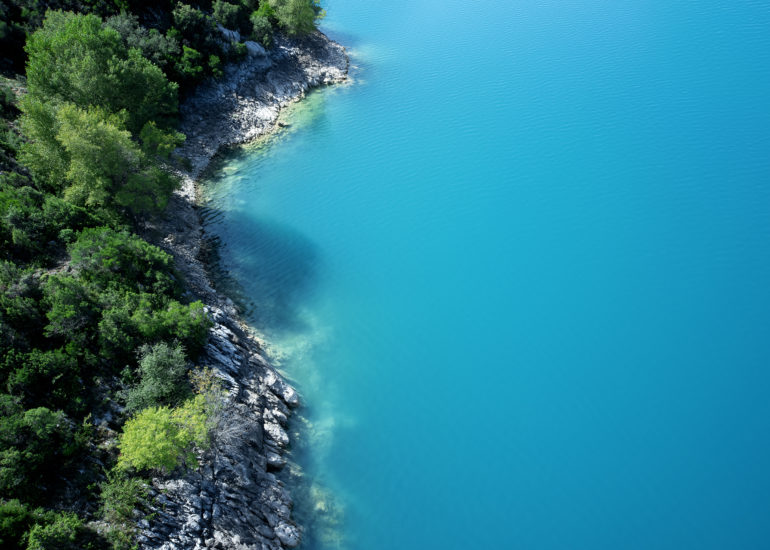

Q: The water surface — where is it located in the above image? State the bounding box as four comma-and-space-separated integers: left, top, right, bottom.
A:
202, 1, 770, 548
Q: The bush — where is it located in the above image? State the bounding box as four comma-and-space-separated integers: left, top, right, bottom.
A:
269, 0, 322, 36
213, 0, 242, 30
250, 12, 273, 48
69, 228, 177, 296
0, 498, 30, 548
3, 348, 82, 413
100, 470, 147, 525
25, 512, 82, 550
104, 13, 180, 68
21, 101, 180, 219
0, 83, 17, 118
42, 275, 95, 339
117, 396, 209, 472
0, 263, 44, 351
174, 46, 205, 82
125, 342, 190, 413
0, 404, 81, 498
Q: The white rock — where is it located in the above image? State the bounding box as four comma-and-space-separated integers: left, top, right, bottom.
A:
274, 522, 300, 547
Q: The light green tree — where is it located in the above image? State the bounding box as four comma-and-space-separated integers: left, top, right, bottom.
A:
21, 101, 181, 217
117, 396, 209, 472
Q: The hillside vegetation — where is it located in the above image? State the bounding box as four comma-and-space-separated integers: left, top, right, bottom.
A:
0, 0, 322, 547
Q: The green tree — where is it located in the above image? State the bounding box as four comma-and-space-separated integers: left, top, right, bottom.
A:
269, 0, 322, 36
117, 395, 209, 472
104, 13, 180, 68
0, 400, 82, 498
250, 11, 273, 48
68, 227, 177, 295
125, 342, 190, 412
21, 101, 181, 218
25, 512, 82, 550
25, 11, 178, 133
3, 349, 82, 413
0, 498, 30, 548
213, 0, 242, 30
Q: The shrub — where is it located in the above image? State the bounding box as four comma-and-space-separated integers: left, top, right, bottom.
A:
21, 101, 180, 219
4, 348, 82, 412
104, 13, 180, 68
69, 228, 177, 296
175, 46, 205, 82
0, 498, 30, 548
269, 0, 322, 36
125, 342, 191, 413
250, 12, 273, 48
0, 404, 82, 498
100, 470, 147, 525
117, 395, 209, 472
25, 512, 82, 550
42, 275, 95, 338
213, 0, 242, 30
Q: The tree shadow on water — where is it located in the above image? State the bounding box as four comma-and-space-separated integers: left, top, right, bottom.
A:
201, 207, 320, 334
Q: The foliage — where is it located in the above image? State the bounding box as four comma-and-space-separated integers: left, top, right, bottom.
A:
100, 470, 148, 525
104, 13, 180, 68
212, 0, 242, 30
172, 3, 215, 40
20, 100, 181, 219
100, 469, 148, 548
249, 11, 273, 48
38, 229, 211, 361
0, 261, 44, 352
125, 342, 191, 412
0, 498, 30, 548
0, 400, 83, 499
269, 0, 322, 36
69, 227, 177, 295
25, 511, 82, 550
174, 45, 205, 83
25, 11, 178, 133
3, 348, 83, 413
117, 395, 209, 472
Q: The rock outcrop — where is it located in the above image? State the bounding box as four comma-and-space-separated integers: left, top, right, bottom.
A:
139, 30, 348, 550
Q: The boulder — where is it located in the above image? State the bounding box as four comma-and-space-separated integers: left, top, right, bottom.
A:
244, 40, 267, 58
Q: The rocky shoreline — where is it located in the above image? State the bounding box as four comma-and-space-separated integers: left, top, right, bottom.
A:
139, 30, 349, 550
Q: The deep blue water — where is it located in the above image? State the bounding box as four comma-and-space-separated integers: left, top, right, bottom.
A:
201, 0, 770, 548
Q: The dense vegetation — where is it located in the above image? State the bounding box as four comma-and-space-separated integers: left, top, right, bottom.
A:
0, 0, 322, 546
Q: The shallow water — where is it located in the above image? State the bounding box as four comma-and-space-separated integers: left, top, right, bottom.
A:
201, 0, 770, 548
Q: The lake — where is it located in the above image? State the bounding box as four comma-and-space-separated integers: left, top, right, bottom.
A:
201, 1, 770, 548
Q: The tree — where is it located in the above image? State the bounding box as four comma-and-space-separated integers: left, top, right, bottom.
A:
213, 0, 243, 30
68, 227, 177, 295
104, 13, 180, 69
21, 101, 181, 218
117, 396, 209, 472
25, 11, 178, 133
125, 342, 191, 412
269, 0, 323, 36
250, 10, 273, 48
25, 512, 82, 550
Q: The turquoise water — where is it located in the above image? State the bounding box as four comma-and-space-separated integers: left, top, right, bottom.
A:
202, 1, 770, 548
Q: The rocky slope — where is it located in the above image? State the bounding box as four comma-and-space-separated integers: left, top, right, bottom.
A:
139, 30, 348, 550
